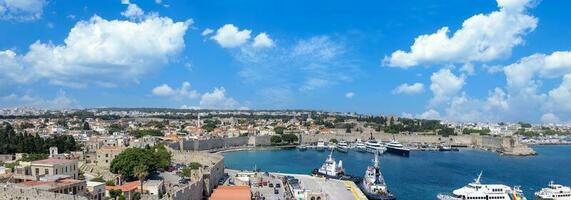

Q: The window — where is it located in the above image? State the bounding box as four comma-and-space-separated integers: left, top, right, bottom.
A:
44, 169, 48, 175
35, 168, 39, 175
56, 169, 58, 174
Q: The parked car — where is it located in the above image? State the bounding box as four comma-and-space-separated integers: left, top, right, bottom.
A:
275, 183, 281, 188
274, 188, 279, 194
269, 183, 274, 187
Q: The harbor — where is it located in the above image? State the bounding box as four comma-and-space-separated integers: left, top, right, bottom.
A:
223, 145, 571, 200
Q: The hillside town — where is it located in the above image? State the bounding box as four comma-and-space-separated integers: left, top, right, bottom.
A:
1, 108, 570, 200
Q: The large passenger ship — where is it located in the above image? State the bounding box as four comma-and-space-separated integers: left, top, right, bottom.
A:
437, 172, 526, 200
535, 181, 571, 200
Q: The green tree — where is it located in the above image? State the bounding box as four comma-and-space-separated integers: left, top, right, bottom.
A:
274, 127, 285, 135
270, 135, 282, 144
110, 145, 171, 178
133, 165, 149, 195
282, 134, 299, 144
329, 138, 338, 144
82, 121, 91, 130
109, 189, 122, 200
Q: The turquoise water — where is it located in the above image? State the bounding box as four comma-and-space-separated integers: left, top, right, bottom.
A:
223, 145, 571, 200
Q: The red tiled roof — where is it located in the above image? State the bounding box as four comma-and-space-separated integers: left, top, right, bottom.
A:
209, 186, 251, 200
105, 181, 142, 192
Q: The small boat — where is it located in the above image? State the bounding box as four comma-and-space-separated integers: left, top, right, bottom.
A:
438, 144, 459, 152
357, 152, 396, 200
296, 145, 308, 151
535, 181, 571, 200
336, 140, 349, 153
311, 150, 356, 181
437, 172, 526, 200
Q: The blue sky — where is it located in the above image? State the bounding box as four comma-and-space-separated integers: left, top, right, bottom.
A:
1, 0, 571, 123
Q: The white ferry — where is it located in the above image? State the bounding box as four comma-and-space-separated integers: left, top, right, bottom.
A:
535, 181, 571, 200
437, 172, 526, 200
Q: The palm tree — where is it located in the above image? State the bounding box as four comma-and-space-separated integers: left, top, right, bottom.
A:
133, 165, 149, 194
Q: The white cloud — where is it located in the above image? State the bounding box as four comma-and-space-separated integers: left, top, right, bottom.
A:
201, 28, 214, 36
0, 15, 192, 87
541, 113, 561, 124
393, 83, 424, 95
460, 63, 475, 75
345, 92, 355, 99
121, 3, 144, 19
237, 36, 358, 93
416, 109, 441, 120
430, 69, 465, 105
0, 0, 46, 21
152, 81, 199, 100
384, 0, 537, 68
211, 24, 252, 48
0, 90, 78, 109
252, 33, 275, 48
198, 87, 246, 110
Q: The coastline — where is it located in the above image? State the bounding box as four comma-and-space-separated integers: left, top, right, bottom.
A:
208, 144, 297, 153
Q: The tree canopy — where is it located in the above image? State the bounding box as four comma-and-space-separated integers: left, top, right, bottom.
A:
110, 145, 171, 178
0, 122, 80, 154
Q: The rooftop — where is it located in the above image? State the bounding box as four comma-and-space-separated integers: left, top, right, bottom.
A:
209, 186, 251, 200
32, 158, 77, 166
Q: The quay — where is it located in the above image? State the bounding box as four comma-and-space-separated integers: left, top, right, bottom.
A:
224, 169, 367, 200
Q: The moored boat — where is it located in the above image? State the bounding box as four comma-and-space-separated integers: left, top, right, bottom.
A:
311, 150, 356, 181
535, 181, 571, 200
336, 140, 349, 153
357, 152, 396, 200
437, 172, 526, 200
386, 139, 410, 157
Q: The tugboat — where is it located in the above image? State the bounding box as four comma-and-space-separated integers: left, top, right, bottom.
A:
312, 150, 356, 181
355, 139, 367, 152
357, 152, 396, 200
437, 172, 526, 200
535, 181, 571, 200
385, 138, 410, 157
336, 140, 349, 153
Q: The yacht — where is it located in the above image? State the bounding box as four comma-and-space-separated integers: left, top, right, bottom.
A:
311, 151, 355, 180
336, 140, 349, 153
385, 139, 410, 157
355, 139, 367, 152
316, 140, 326, 151
296, 145, 308, 151
357, 152, 396, 200
437, 172, 526, 200
535, 181, 571, 200
366, 139, 386, 154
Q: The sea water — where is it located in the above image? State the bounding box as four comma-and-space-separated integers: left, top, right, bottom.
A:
223, 145, 571, 200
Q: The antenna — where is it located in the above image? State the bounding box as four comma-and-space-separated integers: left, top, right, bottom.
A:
474, 171, 483, 184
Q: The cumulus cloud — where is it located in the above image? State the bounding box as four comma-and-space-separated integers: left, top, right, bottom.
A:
198, 87, 246, 110
416, 109, 441, 120
252, 33, 275, 48
211, 24, 252, 48
384, 0, 537, 68
0, 15, 192, 87
541, 113, 561, 124
0, 90, 78, 109
121, 3, 144, 19
152, 81, 199, 100
345, 92, 355, 99
393, 83, 424, 95
0, 0, 46, 21
429, 69, 465, 105
201, 28, 214, 36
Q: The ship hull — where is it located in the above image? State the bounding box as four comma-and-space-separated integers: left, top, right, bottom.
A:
386, 147, 410, 157
357, 181, 396, 200
336, 147, 349, 153
312, 170, 358, 181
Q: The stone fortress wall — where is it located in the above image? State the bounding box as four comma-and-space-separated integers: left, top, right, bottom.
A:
0, 186, 89, 200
